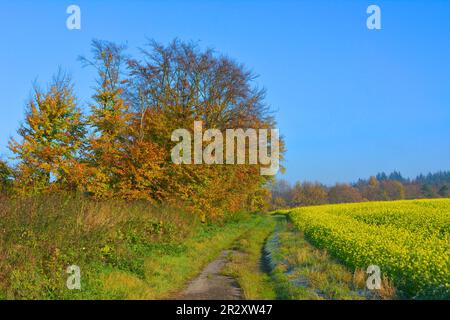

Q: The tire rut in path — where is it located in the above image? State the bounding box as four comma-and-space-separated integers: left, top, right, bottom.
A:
176, 250, 243, 300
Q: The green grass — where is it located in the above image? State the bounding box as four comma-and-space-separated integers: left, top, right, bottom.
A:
222, 215, 383, 300
222, 215, 277, 299
0, 193, 401, 300
0, 193, 257, 299
103, 215, 267, 299
264, 216, 385, 300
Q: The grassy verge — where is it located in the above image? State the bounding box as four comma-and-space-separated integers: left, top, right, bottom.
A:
264, 216, 393, 300
0, 193, 257, 299
222, 215, 277, 299
102, 215, 266, 299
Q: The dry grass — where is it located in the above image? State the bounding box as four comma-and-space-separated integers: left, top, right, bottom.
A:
0, 193, 199, 299
353, 269, 397, 299
378, 276, 397, 300
352, 269, 367, 289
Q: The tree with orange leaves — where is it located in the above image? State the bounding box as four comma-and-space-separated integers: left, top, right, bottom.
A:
9, 71, 86, 194
79, 40, 133, 198
80, 40, 165, 199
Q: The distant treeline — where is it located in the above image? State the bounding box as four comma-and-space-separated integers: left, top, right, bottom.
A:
270, 171, 450, 209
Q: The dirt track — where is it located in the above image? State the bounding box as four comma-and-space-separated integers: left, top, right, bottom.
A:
176, 250, 243, 300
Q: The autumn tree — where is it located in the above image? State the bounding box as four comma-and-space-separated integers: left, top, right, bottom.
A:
5, 38, 281, 218
126, 40, 280, 217
79, 40, 165, 199
9, 72, 85, 193
328, 183, 363, 204
380, 180, 405, 200
291, 182, 328, 206
79, 40, 131, 197
361, 176, 382, 201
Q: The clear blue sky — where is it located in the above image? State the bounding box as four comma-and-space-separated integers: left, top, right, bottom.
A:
1, 0, 449, 184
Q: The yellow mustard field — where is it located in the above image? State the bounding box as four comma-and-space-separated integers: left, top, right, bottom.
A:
287, 199, 450, 299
